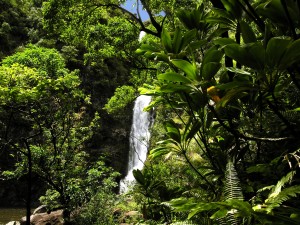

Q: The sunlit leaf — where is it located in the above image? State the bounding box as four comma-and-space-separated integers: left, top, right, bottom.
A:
171, 60, 197, 80
161, 28, 172, 52
158, 72, 192, 84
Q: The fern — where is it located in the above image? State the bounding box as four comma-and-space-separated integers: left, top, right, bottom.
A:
255, 171, 300, 220
266, 185, 300, 209
267, 171, 295, 200
280, 110, 300, 123
224, 160, 243, 201
220, 160, 244, 225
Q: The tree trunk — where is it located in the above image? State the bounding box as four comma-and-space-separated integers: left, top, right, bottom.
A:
24, 140, 32, 225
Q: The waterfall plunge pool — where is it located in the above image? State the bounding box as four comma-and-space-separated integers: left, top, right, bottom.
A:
0, 208, 26, 224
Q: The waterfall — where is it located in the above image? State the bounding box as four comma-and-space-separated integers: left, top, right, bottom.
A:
120, 95, 152, 193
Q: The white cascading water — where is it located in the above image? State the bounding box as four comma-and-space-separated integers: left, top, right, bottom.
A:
119, 95, 152, 193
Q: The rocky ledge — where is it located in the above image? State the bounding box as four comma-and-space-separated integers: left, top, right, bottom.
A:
18, 206, 64, 225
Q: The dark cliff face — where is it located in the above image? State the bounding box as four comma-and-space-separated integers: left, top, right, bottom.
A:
92, 108, 133, 177
80, 57, 133, 176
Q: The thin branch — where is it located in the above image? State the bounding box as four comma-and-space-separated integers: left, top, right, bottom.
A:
182, 150, 217, 195
93, 3, 161, 37
266, 99, 297, 136
140, 0, 162, 36
208, 104, 291, 142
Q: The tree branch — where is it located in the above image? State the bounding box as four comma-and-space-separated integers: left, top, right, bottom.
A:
94, 3, 161, 37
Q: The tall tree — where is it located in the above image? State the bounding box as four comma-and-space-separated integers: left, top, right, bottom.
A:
0, 45, 94, 224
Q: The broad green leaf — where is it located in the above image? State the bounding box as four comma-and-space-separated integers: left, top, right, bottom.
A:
171, 60, 197, 80
139, 44, 159, 52
185, 121, 201, 141
160, 84, 193, 93
226, 67, 251, 75
158, 72, 192, 84
210, 208, 228, 219
225, 43, 265, 70
256, 0, 287, 25
217, 86, 251, 107
135, 48, 147, 55
189, 40, 207, 50
138, 86, 159, 95
224, 44, 248, 65
282, 39, 300, 67
239, 20, 256, 43
206, 17, 236, 28
177, 9, 194, 29
150, 147, 171, 159
266, 37, 292, 69
247, 42, 265, 70
201, 47, 223, 80
202, 62, 221, 80
221, 0, 242, 19
246, 164, 271, 174
168, 198, 198, 212
143, 97, 164, 111
144, 51, 156, 60
172, 28, 183, 54
182, 29, 198, 49
155, 52, 169, 62
212, 8, 233, 19
213, 38, 236, 47
133, 169, 145, 185
202, 47, 223, 65
225, 199, 252, 217
161, 28, 172, 52
188, 202, 220, 219
165, 121, 181, 143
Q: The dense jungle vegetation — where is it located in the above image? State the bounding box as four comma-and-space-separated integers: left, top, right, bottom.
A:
1, 0, 300, 224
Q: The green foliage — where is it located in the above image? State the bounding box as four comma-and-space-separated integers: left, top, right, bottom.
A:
0, 45, 99, 217
41, 159, 120, 214
72, 189, 117, 225
2, 45, 68, 77
0, 0, 31, 59
3, 0, 300, 224
135, 0, 300, 224
42, 0, 140, 62
104, 85, 136, 115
